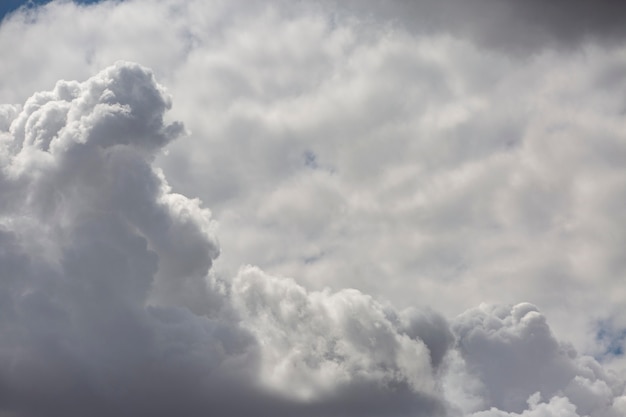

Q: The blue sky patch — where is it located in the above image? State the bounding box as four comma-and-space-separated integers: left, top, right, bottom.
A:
596, 319, 626, 359
0, 0, 103, 23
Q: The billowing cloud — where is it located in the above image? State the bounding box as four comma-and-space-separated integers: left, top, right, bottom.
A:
0, 62, 256, 416
0, 60, 454, 416
0, 62, 624, 416
1, 1, 626, 416
454, 303, 625, 416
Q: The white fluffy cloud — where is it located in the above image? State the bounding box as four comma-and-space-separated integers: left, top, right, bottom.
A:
0, 61, 258, 415
454, 303, 625, 416
0, 58, 456, 416
1, 0, 626, 416
233, 266, 441, 398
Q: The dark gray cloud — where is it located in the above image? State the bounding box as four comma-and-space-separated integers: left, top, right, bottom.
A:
331, 0, 626, 53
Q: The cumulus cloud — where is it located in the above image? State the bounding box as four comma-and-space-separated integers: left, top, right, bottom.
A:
2, 1, 626, 416
453, 303, 626, 416
0, 62, 625, 417
0, 60, 454, 416
233, 266, 442, 396
0, 58, 450, 416
0, 62, 257, 416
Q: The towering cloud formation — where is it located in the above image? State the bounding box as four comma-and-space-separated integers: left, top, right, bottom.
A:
0, 62, 253, 416
0, 61, 625, 417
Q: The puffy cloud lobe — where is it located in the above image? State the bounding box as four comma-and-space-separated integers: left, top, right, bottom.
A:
8, 64, 181, 154
232, 266, 451, 400
453, 303, 626, 417
1, 62, 217, 309
233, 266, 457, 417
470, 395, 581, 417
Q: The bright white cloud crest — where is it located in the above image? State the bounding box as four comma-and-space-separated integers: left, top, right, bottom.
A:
1, 1, 626, 416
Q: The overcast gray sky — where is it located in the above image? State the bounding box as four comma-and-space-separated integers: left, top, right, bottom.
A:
1, 1, 626, 416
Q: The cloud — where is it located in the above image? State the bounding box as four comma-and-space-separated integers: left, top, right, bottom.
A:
453, 303, 626, 416
0, 61, 257, 416
233, 266, 446, 395
233, 266, 456, 416
1, 1, 626, 416
331, 0, 626, 53
1, 56, 625, 417
0, 60, 455, 417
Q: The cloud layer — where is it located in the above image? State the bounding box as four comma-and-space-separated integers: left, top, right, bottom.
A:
0, 59, 624, 417
331, 0, 626, 53
1, 1, 626, 416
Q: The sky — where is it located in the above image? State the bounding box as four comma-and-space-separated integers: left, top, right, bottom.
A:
0, 0, 100, 21
1, 0, 626, 416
